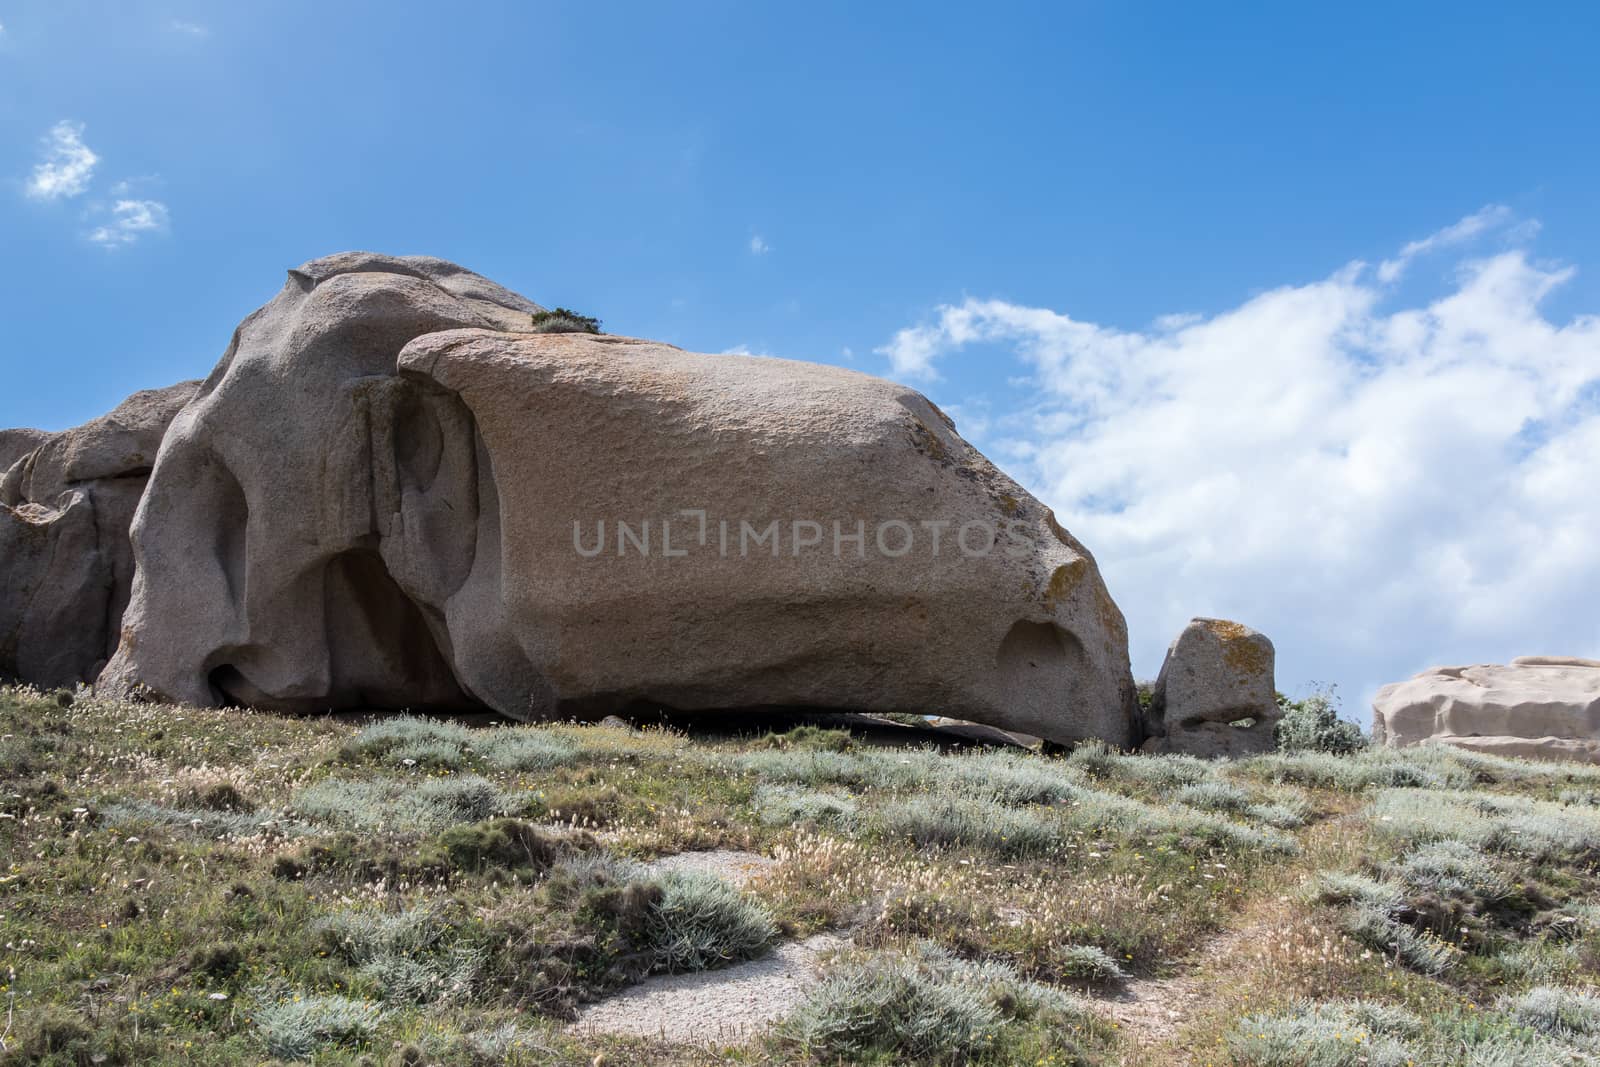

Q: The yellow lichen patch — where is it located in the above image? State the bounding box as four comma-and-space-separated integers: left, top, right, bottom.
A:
1043, 559, 1088, 609
1207, 619, 1272, 678
997, 493, 1021, 517
908, 416, 950, 463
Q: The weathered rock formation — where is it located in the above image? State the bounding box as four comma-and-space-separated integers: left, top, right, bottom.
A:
0, 429, 50, 474
1373, 657, 1600, 763
1, 382, 200, 686
69, 253, 1141, 746
1140, 617, 1280, 757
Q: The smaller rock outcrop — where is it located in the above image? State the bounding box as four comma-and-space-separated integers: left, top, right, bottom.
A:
0, 382, 199, 686
1141, 617, 1280, 757
0, 429, 50, 474
1372, 657, 1600, 763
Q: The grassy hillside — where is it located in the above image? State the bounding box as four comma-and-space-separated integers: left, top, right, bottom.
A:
4, 686, 1600, 1065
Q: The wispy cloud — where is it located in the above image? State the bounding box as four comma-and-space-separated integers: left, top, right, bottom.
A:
882, 209, 1600, 709
721, 344, 778, 359
169, 19, 208, 37
749, 234, 770, 256
1377, 203, 1515, 283
25, 121, 99, 201
87, 199, 170, 247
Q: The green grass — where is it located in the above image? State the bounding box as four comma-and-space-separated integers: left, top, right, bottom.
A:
7, 685, 1600, 1065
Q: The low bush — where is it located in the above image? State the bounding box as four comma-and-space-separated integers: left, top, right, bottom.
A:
1176, 780, 1254, 814
528, 307, 601, 334
341, 715, 472, 764
1228, 1000, 1422, 1066
1275, 688, 1367, 755
758, 724, 854, 752
252, 991, 384, 1060
736, 748, 929, 791
1064, 786, 1300, 856
875, 794, 1064, 859
1502, 984, 1600, 1038
1339, 901, 1461, 975
293, 774, 513, 832
647, 870, 779, 972
315, 904, 480, 1004
936, 749, 1081, 806
1388, 839, 1513, 903
776, 942, 1104, 1064
1050, 944, 1127, 984
756, 785, 858, 828
1369, 788, 1600, 862
1311, 871, 1403, 911
1066, 740, 1213, 789
434, 817, 575, 875
474, 727, 579, 770
102, 798, 301, 839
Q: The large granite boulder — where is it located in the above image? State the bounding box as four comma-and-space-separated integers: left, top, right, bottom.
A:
1373, 657, 1600, 763
97, 253, 1137, 746
1141, 617, 1280, 757
1, 382, 199, 686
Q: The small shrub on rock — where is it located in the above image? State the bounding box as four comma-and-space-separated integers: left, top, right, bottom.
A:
528, 307, 602, 334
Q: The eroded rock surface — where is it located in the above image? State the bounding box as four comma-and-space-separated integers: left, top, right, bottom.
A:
1141, 617, 1279, 757
72, 253, 1137, 745
0, 429, 50, 474
1, 382, 199, 686
1373, 657, 1600, 762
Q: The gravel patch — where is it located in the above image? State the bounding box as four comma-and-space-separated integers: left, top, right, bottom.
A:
573, 934, 844, 1044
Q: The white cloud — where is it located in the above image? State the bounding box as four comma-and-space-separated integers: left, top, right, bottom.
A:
1377, 203, 1513, 282
749, 234, 770, 255
87, 199, 170, 247
170, 19, 208, 36
25, 121, 99, 201
883, 210, 1600, 716
721, 344, 779, 359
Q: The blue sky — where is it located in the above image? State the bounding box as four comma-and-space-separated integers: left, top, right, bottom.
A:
4, 3, 1599, 717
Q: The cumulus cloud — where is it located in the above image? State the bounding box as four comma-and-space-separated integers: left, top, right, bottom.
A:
883, 209, 1600, 713
87, 199, 170, 247
749, 234, 770, 256
25, 121, 99, 201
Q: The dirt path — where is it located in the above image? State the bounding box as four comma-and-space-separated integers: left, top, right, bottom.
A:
1095, 923, 1265, 1062
571, 933, 846, 1045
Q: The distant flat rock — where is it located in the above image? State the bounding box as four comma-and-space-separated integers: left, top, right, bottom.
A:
1373, 657, 1600, 763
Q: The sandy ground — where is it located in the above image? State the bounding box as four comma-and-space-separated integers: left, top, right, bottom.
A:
572, 933, 845, 1045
